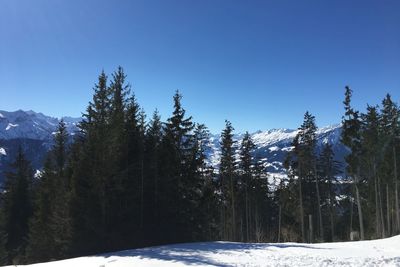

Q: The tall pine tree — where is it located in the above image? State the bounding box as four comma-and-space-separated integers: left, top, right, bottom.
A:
0, 148, 34, 264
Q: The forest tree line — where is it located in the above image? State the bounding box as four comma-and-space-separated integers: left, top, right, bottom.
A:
0, 68, 399, 265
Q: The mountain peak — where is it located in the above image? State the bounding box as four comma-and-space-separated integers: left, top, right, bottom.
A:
0, 110, 80, 140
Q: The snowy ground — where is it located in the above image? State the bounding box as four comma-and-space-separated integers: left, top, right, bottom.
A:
10, 236, 400, 267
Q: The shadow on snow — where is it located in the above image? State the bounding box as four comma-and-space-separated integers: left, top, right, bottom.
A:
94, 242, 332, 266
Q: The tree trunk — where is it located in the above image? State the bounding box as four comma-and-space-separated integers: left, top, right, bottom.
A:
350, 183, 354, 236
378, 173, 385, 238
308, 214, 313, 243
229, 174, 236, 241
374, 163, 380, 238
328, 175, 335, 241
387, 183, 391, 236
245, 176, 249, 242
220, 206, 225, 240
140, 158, 144, 229
355, 170, 365, 240
278, 204, 282, 242
298, 164, 305, 243
394, 146, 400, 234
314, 164, 324, 241
154, 152, 159, 221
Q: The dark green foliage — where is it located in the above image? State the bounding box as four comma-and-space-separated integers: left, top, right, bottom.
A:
26, 121, 72, 262
0, 148, 34, 264
317, 143, 342, 241
219, 120, 238, 240
284, 111, 320, 242
238, 133, 271, 242
340, 87, 400, 240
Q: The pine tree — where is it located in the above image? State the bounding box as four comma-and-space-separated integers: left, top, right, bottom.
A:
318, 143, 341, 241
26, 157, 56, 262
239, 132, 255, 242
286, 111, 320, 242
159, 90, 195, 242
379, 94, 400, 234
26, 121, 72, 262
109, 66, 129, 132
341, 86, 365, 240
187, 123, 216, 240
361, 105, 384, 238
50, 120, 73, 257
0, 148, 34, 264
0, 229, 6, 265
251, 156, 270, 242
143, 110, 163, 243
69, 70, 114, 255
219, 120, 237, 241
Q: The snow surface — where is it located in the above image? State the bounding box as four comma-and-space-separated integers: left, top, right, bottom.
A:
11, 236, 400, 267
268, 146, 280, 152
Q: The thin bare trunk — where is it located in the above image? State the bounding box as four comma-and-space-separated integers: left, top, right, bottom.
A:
229, 174, 236, 241
240, 217, 244, 242
299, 164, 305, 242
245, 178, 249, 242
355, 170, 365, 240
220, 206, 225, 240
374, 163, 380, 237
378, 174, 385, 238
394, 146, 400, 233
350, 183, 354, 234
154, 153, 159, 220
315, 164, 324, 241
308, 214, 313, 243
278, 204, 282, 242
387, 183, 391, 236
328, 176, 335, 241
140, 158, 144, 229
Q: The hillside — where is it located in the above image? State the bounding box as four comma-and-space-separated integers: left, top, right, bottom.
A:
8, 236, 400, 267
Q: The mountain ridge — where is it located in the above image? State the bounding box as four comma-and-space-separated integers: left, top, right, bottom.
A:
0, 110, 347, 184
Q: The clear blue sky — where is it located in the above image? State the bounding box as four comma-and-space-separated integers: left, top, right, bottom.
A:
0, 0, 399, 133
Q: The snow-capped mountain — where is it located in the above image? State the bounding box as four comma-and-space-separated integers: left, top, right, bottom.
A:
0, 110, 79, 140
0, 110, 80, 183
205, 124, 346, 176
0, 110, 347, 184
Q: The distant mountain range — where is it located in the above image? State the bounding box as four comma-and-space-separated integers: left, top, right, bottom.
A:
204, 124, 347, 175
0, 110, 80, 183
0, 110, 347, 184
0, 110, 80, 140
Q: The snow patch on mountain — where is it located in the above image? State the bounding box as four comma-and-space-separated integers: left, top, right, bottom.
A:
252, 128, 297, 147
0, 147, 6, 156
268, 146, 280, 152
5, 123, 19, 130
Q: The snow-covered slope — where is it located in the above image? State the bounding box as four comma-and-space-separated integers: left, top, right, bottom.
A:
12, 235, 400, 267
